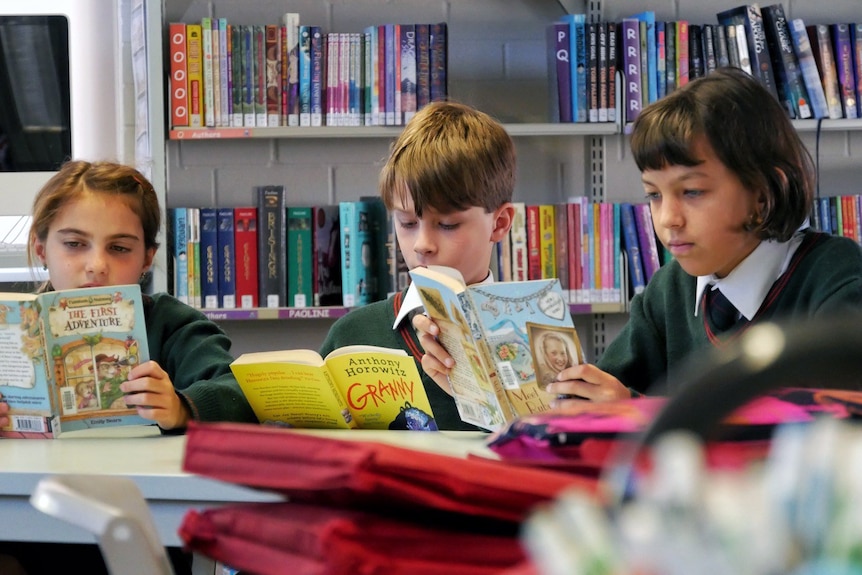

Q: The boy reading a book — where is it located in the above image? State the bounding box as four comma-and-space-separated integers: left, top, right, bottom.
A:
417, 67, 862, 402
319, 101, 516, 430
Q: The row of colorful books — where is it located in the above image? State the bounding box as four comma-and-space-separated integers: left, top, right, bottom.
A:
168, 15, 447, 130
495, 201, 665, 306
168, 191, 409, 312
167, 197, 669, 312
551, 4, 862, 124
813, 194, 862, 241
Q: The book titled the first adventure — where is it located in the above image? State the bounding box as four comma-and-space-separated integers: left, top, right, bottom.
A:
409, 266, 584, 432
0, 284, 152, 438
231, 345, 438, 431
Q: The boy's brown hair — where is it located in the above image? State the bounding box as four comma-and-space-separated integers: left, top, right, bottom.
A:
379, 101, 516, 217
630, 66, 814, 242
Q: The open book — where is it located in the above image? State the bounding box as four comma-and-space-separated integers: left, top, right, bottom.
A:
0, 284, 152, 438
230, 345, 438, 430
409, 266, 583, 431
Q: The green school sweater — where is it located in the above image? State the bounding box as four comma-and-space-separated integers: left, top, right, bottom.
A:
319, 291, 482, 431
145, 293, 257, 424
599, 231, 862, 394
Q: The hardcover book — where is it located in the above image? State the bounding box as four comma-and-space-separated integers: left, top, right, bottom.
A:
409, 266, 582, 431
257, 185, 287, 308
230, 345, 437, 430
233, 207, 259, 309
339, 200, 377, 307
312, 205, 343, 307
0, 285, 152, 438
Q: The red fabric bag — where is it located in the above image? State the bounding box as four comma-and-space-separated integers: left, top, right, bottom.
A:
179, 501, 529, 575
181, 422, 600, 523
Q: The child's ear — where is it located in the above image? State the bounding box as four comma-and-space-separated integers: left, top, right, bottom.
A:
490, 202, 515, 242
143, 246, 156, 273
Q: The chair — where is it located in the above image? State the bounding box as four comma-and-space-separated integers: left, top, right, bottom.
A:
29, 475, 174, 575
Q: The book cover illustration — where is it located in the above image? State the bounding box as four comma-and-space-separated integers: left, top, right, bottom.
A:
410, 266, 577, 431
231, 346, 437, 431
0, 285, 150, 438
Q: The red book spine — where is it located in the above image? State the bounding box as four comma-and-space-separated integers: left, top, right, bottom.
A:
169, 23, 189, 128
234, 207, 259, 309
526, 205, 542, 281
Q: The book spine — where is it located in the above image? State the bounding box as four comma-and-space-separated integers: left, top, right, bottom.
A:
229, 24, 242, 127
257, 186, 287, 308
746, 4, 780, 101
735, 23, 753, 75
284, 13, 301, 127
393, 24, 403, 125
621, 203, 646, 296
688, 24, 704, 80
715, 22, 730, 68
526, 205, 542, 281
299, 25, 312, 126
591, 203, 601, 302
634, 203, 660, 282
254, 25, 267, 127
265, 24, 281, 127
287, 206, 313, 308
622, 18, 642, 124
233, 207, 258, 309
600, 202, 613, 303
655, 21, 666, 101
538, 205, 556, 280
637, 12, 657, 104
677, 20, 690, 87
833, 23, 858, 119
217, 208, 236, 309
242, 25, 255, 127
762, 5, 812, 119
547, 22, 568, 123
665, 20, 676, 94
189, 207, 202, 308
510, 202, 528, 282
597, 20, 609, 122
351, 32, 363, 126
587, 22, 598, 122
199, 207, 219, 309
225, 23, 235, 126
325, 33, 338, 125
612, 202, 622, 304
312, 205, 343, 306
171, 208, 189, 304
363, 30, 373, 126
815, 24, 845, 119
169, 23, 189, 128
212, 18, 223, 127
339, 202, 357, 307
607, 21, 617, 123
186, 24, 203, 128
702, 24, 716, 75
201, 17, 215, 127
554, 203, 569, 303
310, 26, 324, 127
854, 24, 862, 118
400, 24, 417, 124
567, 200, 582, 303
280, 23, 288, 125
638, 21, 649, 106
789, 19, 829, 119
429, 22, 448, 103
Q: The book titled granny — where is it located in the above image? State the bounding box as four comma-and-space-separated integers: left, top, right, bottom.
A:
231, 345, 437, 430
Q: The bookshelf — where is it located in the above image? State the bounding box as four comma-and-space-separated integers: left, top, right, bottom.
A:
145, 0, 862, 360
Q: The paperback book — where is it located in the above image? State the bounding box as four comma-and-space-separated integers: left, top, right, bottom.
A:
0, 285, 152, 438
231, 345, 437, 430
409, 266, 583, 431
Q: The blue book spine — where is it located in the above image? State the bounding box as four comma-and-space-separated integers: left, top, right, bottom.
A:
199, 207, 219, 309
217, 207, 236, 309
612, 202, 622, 304
298, 25, 312, 126
620, 203, 645, 296
171, 208, 189, 304
572, 14, 587, 122
788, 18, 830, 119
339, 202, 358, 307
633, 11, 657, 104
384, 24, 396, 125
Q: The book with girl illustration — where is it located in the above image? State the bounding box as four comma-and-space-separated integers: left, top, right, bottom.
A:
0, 284, 151, 438
409, 265, 584, 431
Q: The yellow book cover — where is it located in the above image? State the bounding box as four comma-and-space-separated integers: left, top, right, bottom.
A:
538, 204, 556, 280
186, 24, 203, 127
231, 345, 437, 430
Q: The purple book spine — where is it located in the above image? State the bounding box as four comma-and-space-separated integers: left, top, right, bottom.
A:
621, 18, 642, 124
549, 22, 572, 123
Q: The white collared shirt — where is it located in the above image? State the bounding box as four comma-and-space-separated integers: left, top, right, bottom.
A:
694, 228, 808, 321
392, 270, 495, 330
